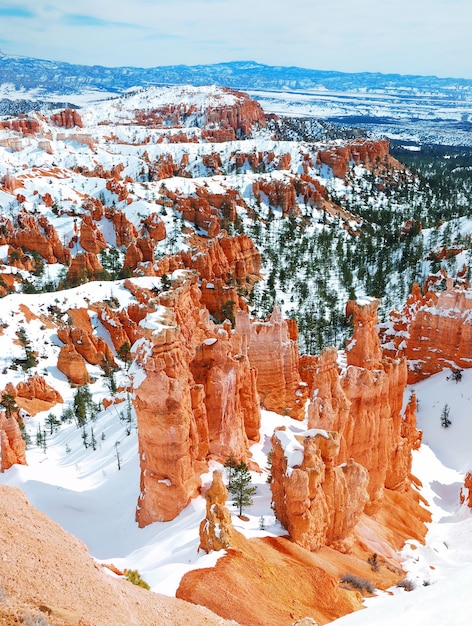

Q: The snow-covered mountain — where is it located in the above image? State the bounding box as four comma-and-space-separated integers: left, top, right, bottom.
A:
1, 53, 472, 146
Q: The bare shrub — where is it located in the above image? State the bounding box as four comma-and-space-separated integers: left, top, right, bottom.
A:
340, 573, 376, 594
397, 578, 416, 591
367, 553, 380, 571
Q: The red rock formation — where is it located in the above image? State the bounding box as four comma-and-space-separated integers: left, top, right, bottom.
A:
57, 345, 90, 385
233, 307, 308, 420
304, 299, 419, 513
133, 272, 260, 526
98, 306, 141, 353
270, 427, 369, 552
252, 178, 299, 217
0, 117, 41, 135
57, 326, 115, 368
316, 139, 390, 179
460, 472, 472, 508
183, 233, 261, 284
141, 212, 166, 242
0, 211, 70, 264
381, 279, 472, 382
199, 471, 235, 552
66, 252, 105, 286
51, 108, 83, 129
15, 375, 63, 406
205, 89, 266, 136
107, 210, 139, 247
345, 297, 382, 369
200, 278, 243, 322
79, 216, 108, 254
0, 413, 27, 472
123, 242, 143, 272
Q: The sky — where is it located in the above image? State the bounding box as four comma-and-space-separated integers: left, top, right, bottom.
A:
0, 1, 471, 79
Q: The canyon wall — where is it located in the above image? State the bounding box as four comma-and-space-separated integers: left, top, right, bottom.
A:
382, 278, 472, 382
272, 298, 421, 550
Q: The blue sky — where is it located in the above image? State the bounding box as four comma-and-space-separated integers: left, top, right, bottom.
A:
0, 0, 471, 78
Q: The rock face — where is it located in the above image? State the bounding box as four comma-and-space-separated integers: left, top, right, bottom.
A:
316, 139, 390, 179
270, 428, 369, 552
233, 307, 308, 420
381, 278, 472, 382
272, 298, 421, 551
133, 272, 260, 526
58, 325, 115, 368
66, 251, 105, 286
10, 375, 63, 413
0, 414, 27, 472
50, 108, 83, 128
199, 470, 235, 553
0, 485, 235, 626
57, 344, 90, 385
460, 472, 472, 508
0, 211, 70, 264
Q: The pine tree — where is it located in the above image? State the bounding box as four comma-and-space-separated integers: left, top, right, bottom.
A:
228, 462, 257, 516
45, 412, 61, 435
1, 393, 17, 419
440, 404, 452, 428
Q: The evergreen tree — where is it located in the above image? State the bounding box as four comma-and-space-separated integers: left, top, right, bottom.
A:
228, 462, 257, 516
440, 404, 452, 428
45, 413, 61, 435
1, 393, 17, 419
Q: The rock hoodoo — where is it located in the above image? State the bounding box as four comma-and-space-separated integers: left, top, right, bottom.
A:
132, 272, 260, 526
271, 297, 421, 551
0, 413, 27, 472
199, 470, 235, 553
233, 307, 308, 420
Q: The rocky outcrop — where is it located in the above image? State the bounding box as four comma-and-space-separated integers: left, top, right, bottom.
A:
133, 272, 260, 526
66, 252, 105, 286
0, 212, 70, 264
316, 139, 390, 179
199, 470, 235, 553
252, 178, 299, 216
0, 117, 41, 134
79, 216, 108, 254
0, 414, 27, 472
270, 427, 369, 552
141, 212, 166, 242
205, 89, 267, 137
460, 472, 472, 508
233, 307, 308, 420
13, 375, 63, 411
57, 326, 116, 368
50, 108, 83, 128
0, 485, 235, 626
381, 278, 472, 382
302, 299, 418, 514
57, 344, 90, 385
345, 297, 382, 368
271, 298, 421, 553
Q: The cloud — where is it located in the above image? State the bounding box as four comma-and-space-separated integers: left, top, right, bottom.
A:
0, 6, 36, 18
62, 13, 145, 29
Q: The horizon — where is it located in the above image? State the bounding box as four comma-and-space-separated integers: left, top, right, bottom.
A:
0, 1, 471, 80
2, 50, 472, 83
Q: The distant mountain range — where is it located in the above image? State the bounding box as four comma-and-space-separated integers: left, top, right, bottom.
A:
1, 53, 472, 99
1, 53, 472, 146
